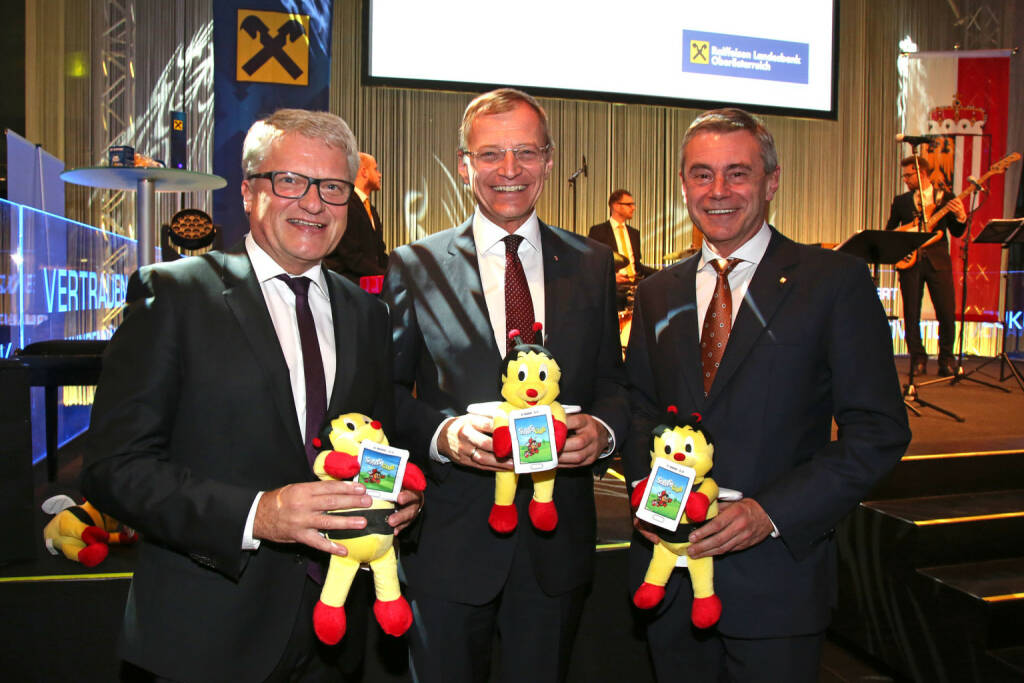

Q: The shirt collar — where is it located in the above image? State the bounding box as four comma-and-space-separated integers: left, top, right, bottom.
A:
610, 217, 626, 231
354, 187, 369, 203
699, 222, 771, 271
472, 207, 542, 255
245, 233, 329, 297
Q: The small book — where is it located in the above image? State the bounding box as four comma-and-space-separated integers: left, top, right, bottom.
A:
356, 441, 409, 502
509, 406, 559, 473
635, 458, 697, 532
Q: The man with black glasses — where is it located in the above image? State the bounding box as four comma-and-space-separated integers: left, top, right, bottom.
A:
383, 88, 629, 683
83, 109, 421, 682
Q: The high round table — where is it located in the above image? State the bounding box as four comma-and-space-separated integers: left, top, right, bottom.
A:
61, 166, 226, 267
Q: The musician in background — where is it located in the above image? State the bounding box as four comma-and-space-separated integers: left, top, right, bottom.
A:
885, 154, 967, 377
589, 189, 655, 311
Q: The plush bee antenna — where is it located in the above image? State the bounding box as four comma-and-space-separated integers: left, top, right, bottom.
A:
508, 328, 526, 348
532, 321, 544, 346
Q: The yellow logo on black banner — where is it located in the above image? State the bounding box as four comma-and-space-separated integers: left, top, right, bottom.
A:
690, 40, 710, 65
237, 10, 310, 85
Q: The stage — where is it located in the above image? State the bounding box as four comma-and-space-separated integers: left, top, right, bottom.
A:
2, 356, 1023, 682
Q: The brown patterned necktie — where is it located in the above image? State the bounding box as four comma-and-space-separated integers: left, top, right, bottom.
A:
504, 234, 536, 353
700, 258, 740, 396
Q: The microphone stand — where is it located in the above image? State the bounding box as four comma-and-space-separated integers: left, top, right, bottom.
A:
934, 184, 1011, 392
567, 157, 587, 232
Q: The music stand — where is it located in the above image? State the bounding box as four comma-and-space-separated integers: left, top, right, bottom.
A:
836, 229, 963, 421
970, 217, 1024, 392
834, 230, 931, 284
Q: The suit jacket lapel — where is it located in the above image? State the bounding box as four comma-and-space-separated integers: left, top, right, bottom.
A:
539, 222, 575, 357
325, 271, 356, 418
666, 257, 705, 407
447, 220, 502, 360
707, 229, 799, 403
219, 250, 304, 449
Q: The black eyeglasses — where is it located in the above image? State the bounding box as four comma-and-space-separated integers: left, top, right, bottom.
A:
246, 171, 354, 206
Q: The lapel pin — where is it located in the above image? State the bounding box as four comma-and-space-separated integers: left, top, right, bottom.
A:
779, 276, 787, 285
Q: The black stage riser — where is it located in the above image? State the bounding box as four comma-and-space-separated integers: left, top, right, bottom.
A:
870, 451, 1024, 500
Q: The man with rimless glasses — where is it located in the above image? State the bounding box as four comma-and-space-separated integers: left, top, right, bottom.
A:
383, 88, 629, 682
83, 109, 420, 681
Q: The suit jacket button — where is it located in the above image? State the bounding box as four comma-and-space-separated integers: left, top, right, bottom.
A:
294, 555, 304, 564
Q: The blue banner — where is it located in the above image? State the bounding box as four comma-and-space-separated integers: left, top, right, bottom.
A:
682, 30, 809, 85
212, 0, 334, 246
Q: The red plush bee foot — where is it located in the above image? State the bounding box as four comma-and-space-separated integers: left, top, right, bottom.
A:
374, 596, 413, 637
691, 594, 722, 628
77, 542, 109, 568
528, 500, 558, 532
313, 601, 347, 644
81, 525, 109, 545
633, 582, 666, 609
488, 504, 518, 533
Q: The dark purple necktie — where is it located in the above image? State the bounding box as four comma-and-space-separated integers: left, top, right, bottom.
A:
504, 234, 536, 353
278, 275, 327, 466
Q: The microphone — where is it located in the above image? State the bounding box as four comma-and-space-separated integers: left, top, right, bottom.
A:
568, 155, 589, 183
967, 176, 988, 192
896, 133, 939, 145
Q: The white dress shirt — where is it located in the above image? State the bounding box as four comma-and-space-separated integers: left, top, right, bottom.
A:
429, 208, 614, 462
241, 234, 337, 548
696, 222, 771, 334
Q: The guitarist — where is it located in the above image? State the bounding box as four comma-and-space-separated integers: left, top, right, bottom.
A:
885, 155, 967, 377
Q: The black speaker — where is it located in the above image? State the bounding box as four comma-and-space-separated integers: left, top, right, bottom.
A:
170, 111, 187, 170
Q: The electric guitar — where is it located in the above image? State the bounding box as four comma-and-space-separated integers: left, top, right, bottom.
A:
894, 152, 1021, 270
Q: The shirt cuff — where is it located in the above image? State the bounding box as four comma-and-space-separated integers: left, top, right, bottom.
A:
429, 417, 456, 464
242, 491, 263, 550
592, 415, 616, 458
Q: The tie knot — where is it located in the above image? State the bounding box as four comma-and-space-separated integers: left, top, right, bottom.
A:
504, 234, 524, 254
277, 274, 311, 297
711, 258, 739, 277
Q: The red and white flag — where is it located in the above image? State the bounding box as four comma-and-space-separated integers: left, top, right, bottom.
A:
902, 50, 1012, 322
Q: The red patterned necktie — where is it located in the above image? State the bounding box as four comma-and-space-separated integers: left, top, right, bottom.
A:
504, 234, 536, 353
277, 275, 327, 466
700, 258, 740, 396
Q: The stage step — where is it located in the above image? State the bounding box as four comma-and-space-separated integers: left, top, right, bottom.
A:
860, 489, 1024, 567
870, 450, 1024, 499
833, 493, 1024, 681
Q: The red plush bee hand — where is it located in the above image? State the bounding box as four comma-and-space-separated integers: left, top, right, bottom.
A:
493, 425, 512, 459
553, 419, 568, 452
630, 477, 649, 510
401, 463, 427, 492
324, 451, 360, 479
684, 491, 710, 522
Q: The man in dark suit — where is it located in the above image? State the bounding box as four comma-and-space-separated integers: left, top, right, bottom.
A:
589, 189, 654, 312
885, 155, 967, 377
82, 109, 422, 682
623, 108, 910, 682
588, 189, 652, 282
383, 88, 629, 683
324, 152, 388, 285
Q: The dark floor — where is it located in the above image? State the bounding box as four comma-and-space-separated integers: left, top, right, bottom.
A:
4, 355, 1023, 682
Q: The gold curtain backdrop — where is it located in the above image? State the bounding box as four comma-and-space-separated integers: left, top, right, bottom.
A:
26, 0, 1023, 265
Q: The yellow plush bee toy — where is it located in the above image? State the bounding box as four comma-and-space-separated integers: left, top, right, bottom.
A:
631, 407, 722, 628
41, 495, 137, 567
310, 413, 426, 645
490, 323, 568, 533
